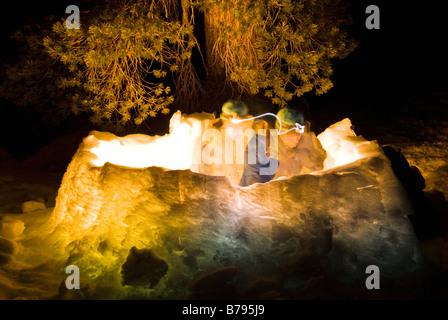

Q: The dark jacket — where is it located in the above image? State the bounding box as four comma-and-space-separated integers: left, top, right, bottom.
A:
239, 134, 278, 187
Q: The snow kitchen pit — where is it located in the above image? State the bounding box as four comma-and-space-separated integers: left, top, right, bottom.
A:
13, 111, 423, 299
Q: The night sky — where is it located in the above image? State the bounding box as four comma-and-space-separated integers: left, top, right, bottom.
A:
1, 0, 447, 157
342, 0, 448, 94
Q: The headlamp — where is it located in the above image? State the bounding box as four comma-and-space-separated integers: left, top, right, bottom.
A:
230, 113, 305, 135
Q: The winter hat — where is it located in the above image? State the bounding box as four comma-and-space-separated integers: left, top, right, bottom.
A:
220, 100, 249, 120
276, 108, 304, 128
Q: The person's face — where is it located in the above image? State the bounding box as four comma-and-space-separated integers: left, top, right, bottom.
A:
222, 117, 250, 140
279, 130, 301, 148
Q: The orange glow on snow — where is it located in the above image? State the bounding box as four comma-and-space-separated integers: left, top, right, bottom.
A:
86, 114, 379, 181
316, 118, 382, 170
89, 117, 195, 170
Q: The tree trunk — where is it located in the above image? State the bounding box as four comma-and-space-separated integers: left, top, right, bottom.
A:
203, 2, 227, 83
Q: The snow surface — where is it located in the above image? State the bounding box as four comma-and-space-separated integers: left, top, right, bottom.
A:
0, 113, 425, 299
355, 92, 448, 202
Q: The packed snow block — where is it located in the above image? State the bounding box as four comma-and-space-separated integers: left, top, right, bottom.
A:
189, 266, 239, 299
0, 253, 11, 266
44, 115, 423, 298
317, 118, 383, 170
0, 218, 25, 240
121, 247, 169, 289
0, 236, 15, 254
21, 200, 46, 213
0, 236, 14, 265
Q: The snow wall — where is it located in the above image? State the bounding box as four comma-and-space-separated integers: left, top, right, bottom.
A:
11, 112, 423, 299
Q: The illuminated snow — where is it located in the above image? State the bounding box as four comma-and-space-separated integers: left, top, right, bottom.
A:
88, 111, 207, 169
0, 113, 423, 299
317, 118, 383, 170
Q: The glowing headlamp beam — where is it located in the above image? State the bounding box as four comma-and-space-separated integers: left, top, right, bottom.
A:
230, 113, 305, 134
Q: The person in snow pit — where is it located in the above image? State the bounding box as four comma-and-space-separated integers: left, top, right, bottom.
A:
200, 99, 255, 185
239, 107, 327, 186
239, 118, 278, 186
212, 99, 252, 127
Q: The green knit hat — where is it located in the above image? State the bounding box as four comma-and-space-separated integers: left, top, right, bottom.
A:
276, 108, 304, 128
220, 100, 249, 120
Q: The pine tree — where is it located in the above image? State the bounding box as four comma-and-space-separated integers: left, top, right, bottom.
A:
0, 0, 356, 130
203, 0, 356, 106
